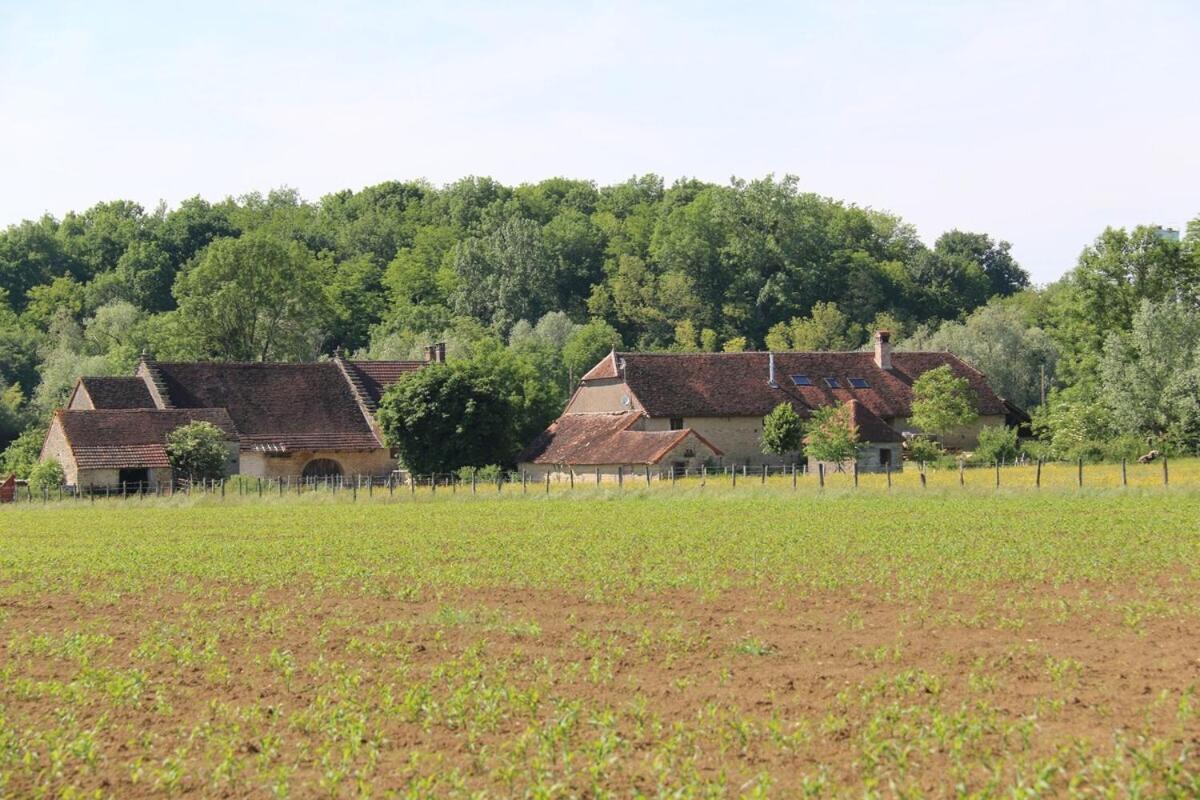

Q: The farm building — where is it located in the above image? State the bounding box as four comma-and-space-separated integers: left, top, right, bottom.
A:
519, 331, 1026, 477
40, 346, 443, 488
518, 411, 722, 482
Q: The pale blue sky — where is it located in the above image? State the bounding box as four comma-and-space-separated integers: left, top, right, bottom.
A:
1, 1, 1197, 282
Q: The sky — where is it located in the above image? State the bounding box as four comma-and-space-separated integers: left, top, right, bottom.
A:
1, 0, 1197, 284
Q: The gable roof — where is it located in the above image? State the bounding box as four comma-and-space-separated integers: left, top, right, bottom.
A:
152, 362, 383, 452
344, 360, 425, 407
76, 377, 156, 409
594, 351, 1006, 419
518, 412, 722, 466
56, 408, 237, 470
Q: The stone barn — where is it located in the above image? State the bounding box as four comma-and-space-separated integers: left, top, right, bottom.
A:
39, 348, 442, 488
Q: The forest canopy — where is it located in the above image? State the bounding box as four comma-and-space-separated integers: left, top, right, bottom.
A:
1, 173, 1196, 466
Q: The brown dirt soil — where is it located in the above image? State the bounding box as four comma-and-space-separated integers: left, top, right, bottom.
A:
2, 580, 1199, 797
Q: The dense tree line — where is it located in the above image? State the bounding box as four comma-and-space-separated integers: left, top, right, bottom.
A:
0, 173, 1196, 473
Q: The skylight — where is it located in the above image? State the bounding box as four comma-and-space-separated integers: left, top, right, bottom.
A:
790, 374, 812, 386
849, 377, 869, 388
824, 377, 841, 388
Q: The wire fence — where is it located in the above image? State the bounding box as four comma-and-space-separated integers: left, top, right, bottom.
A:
0, 456, 1184, 506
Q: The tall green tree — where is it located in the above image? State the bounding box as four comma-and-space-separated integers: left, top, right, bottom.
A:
172, 233, 328, 361
1101, 299, 1200, 450
803, 403, 860, 468
909, 365, 979, 442
377, 363, 516, 474
761, 403, 804, 459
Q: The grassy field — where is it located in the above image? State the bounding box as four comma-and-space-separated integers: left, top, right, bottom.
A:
2, 476, 1199, 797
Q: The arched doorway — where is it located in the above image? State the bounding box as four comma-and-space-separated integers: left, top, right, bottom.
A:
302, 458, 343, 480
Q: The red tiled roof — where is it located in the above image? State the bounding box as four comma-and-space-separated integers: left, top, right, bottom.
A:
345, 360, 425, 405
153, 362, 382, 445
602, 351, 1006, 419
78, 377, 156, 409
581, 351, 620, 380
74, 444, 171, 469
57, 408, 238, 470
519, 412, 722, 466
846, 400, 904, 443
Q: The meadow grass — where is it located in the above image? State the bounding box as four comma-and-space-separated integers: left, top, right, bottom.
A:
2, 475, 1199, 797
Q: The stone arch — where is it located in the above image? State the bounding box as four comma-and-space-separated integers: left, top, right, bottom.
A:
302, 458, 343, 479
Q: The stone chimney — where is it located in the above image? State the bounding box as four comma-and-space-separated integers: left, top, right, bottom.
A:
874, 330, 892, 371
424, 342, 447, 364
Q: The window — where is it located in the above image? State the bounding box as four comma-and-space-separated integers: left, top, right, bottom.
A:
849, 377, 869, 389
879, 448, 892, 466
790, 374, 812, 386
824, 377, 841, 388
669, 417, 684, 430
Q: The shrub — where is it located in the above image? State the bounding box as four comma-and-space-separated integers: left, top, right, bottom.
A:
803, 403, 860, 467
27, 459, 64, 493
1, 427, 46, 479
906, 436, 944, 468
166, 421, 229, 482
972, 425, 1019, 465
455, 464, 503, 483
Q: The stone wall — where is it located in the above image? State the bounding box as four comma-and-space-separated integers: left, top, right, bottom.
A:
237, 449, 396, 480
563, 379, 639, 413
39, 418, 78, 485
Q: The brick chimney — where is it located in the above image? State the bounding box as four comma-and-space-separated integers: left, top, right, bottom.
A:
874, 330, 892, 371
424, 342, 447, 364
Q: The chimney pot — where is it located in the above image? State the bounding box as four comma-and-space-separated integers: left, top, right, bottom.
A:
874, 330, 892, 371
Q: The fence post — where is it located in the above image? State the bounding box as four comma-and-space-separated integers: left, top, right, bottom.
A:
522, 471, 527, 494
432, 474, 437, 495
278, 478, 283, 497
546, 472, 550, 494
618, 466, 623, 488
670, 467, 675, 487
1077, 458, 1083, 488
1035, 459, 1042, 489
959, 460, 965, 487
792, 463, 797, 489
732, 465, 737, 488
1121, 457, 1127, 487
1163, 455, 1169, 486
596, 467, 601, 486
221, 480, 225, 499
645, 465, 651, 486
853, 461, 859, 488
701, 464, 706, 488
994, 461, 1000, 489
570, 469, 575, 489
818, 462, 825, 488
920, 470, 927, 489
411, 473, 416, 496
352, 480, 357, 501
472, 469, 478, 494
885, 461, 891, 489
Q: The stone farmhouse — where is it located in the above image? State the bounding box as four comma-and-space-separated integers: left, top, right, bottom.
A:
518, 332, 1027, 480
40, 345, 446, 489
